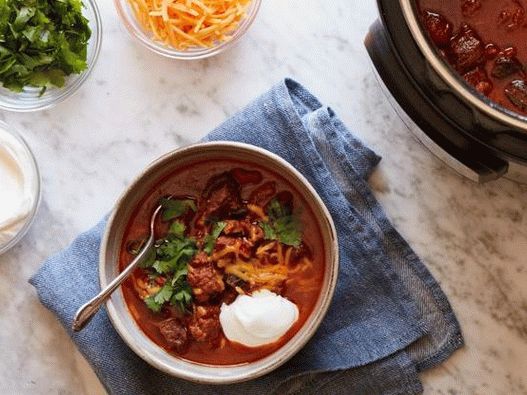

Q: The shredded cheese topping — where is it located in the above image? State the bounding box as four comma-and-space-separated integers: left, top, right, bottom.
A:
213, 238, 315, 293
127, 0, 253, 50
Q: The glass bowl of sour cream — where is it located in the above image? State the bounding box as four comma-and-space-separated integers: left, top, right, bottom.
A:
0, 121, 41, 255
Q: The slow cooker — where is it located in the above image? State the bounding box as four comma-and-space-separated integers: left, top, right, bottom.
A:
365, 0, 527, 183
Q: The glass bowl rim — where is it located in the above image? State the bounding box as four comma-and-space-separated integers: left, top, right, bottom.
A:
0, 0, 103, 113
0, 121, 42, 256
113, 0, 262, 60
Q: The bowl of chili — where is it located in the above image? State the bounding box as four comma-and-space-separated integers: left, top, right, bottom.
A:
100, 142, 339, 383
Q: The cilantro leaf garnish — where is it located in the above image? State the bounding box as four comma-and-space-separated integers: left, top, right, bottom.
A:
0, 0, 91, 93
145, 265, 193, 313
261, 199, 302, 247
142, 219, 196, 313
170, 283, 193, 312
203, 221, 226, 255
168, 220, 186, 238
261, 221, 276, 240
152, 238, 196, 274
160, 198, 197, 221
153, 284, 173, 305
144, 295, 162, 313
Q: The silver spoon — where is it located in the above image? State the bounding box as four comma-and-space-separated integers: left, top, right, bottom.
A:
72, 204, 163, 332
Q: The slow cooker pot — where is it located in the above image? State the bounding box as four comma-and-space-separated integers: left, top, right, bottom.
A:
365, 0, 527, 183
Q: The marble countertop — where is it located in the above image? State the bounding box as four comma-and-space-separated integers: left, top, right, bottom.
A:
0, 1, 526, 394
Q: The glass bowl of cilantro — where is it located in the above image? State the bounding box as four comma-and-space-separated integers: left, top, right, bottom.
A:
0, 0, 102, 112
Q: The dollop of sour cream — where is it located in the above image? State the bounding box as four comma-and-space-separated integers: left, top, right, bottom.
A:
0, 128, 36, 247
219, 289, 299, 347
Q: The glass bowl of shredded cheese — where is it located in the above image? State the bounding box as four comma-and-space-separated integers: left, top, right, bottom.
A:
114, 0, 261, 59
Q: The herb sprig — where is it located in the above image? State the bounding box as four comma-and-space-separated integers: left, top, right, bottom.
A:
261, 199, 302, 247
160, 198, 196, 221
203, 221, 226, 255
142, 221, 196, 313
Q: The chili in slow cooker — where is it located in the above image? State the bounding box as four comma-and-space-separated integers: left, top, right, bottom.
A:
418, 0, 527, 115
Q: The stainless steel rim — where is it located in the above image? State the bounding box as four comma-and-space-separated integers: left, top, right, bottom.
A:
399, 0, 527, 131
100, 141, 339, 383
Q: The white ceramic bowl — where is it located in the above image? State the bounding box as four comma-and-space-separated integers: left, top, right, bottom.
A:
100, 142, 339, 384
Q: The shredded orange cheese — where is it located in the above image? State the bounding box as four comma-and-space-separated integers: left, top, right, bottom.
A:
127, 0, 253, 49
225, 260, 288, 289
247, 204, 267, 220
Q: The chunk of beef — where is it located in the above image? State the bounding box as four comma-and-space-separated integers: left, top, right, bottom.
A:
188, 252, 225, 302
448, 24, 485, 72
463, 67, 493, 96
498, 2, 525, 31
249, 181, 276, 207
188, 305, 221, 342
222, 288, 239, 305
223, 220, 264, 244
231, 168, 263, 185
491, 55, 523, 79
461, 0, 482, 17
485, 43, 500, 60
423, 10, 453, 47
505, 80, 527, 111
159, 318, 188, 352
190, 251, 208, 266
202, 172, 243, 220
225, 274, 248, 290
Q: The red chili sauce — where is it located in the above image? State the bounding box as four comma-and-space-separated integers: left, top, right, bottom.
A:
119, 159, 325, 365
418, 0, 527, 115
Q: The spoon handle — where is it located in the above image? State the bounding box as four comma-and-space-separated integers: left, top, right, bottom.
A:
72, 235, 154, 332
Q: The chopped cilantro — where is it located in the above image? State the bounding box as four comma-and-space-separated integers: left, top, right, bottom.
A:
161, 198, 197, 221
171, 266, 188, 284
142, 219, 196, 313
144, 295, 162, 313
138, 248, 156, 269
203, 221, 226, 255
261, 199, 302, 247
261, 221, 276, 240
168, 221, 186, 238
145, 266, 193, 314
153, 284, 173, 305
170, 283, 192, 312
0, 0, 91, 93
152, 237, 196, 274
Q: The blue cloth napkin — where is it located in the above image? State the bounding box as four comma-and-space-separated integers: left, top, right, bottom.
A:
30, 78, 463, 395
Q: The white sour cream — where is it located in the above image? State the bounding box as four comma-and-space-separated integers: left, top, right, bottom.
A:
219, 289, 299, 347
0, 127, 37, 248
